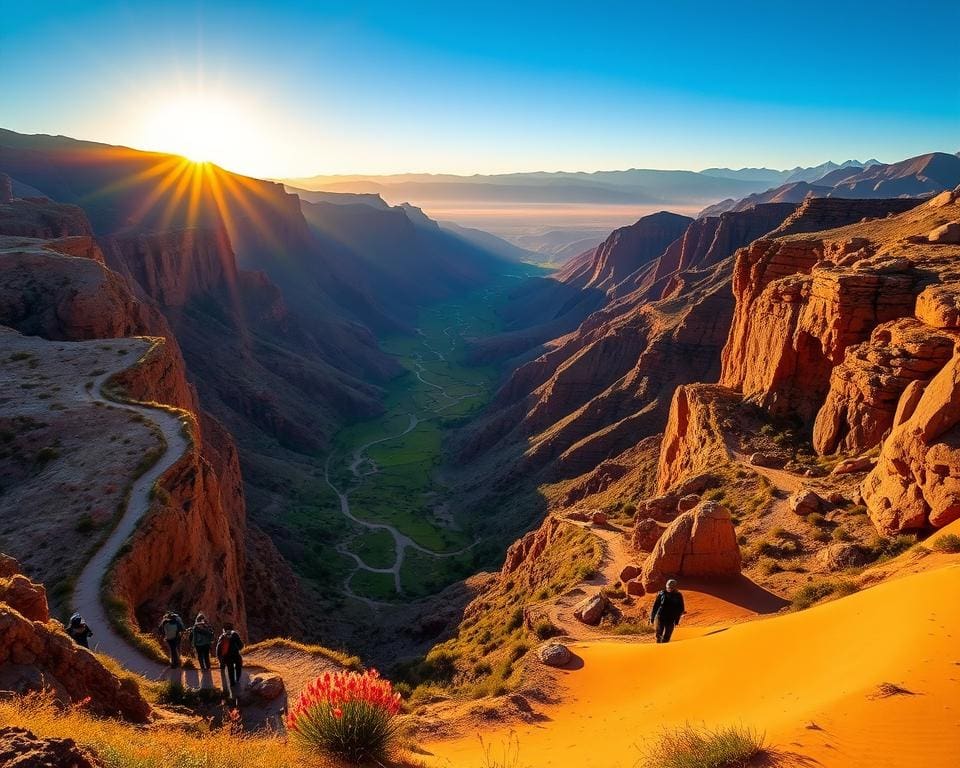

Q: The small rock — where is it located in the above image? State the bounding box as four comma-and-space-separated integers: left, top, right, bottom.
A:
573, 593, 608, 625
790, 489, 826, 516
928, 222, 960, 244
625, 579, 645, 596
619, 564, 641, 582
590, 511, 608, 526
538, 642, 572, 667
507, 693, 533, 713
804, 467, 826, 477
832, 456, 876, 475
247, 673, 285, 702
826, 491, 846, 505
677, 494, 701, 512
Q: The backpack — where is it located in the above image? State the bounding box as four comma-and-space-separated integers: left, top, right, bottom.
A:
217, 634, 232, 659
162, 619, 181, 641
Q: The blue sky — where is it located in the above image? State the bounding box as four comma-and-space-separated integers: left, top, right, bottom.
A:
2, 0, 958, 176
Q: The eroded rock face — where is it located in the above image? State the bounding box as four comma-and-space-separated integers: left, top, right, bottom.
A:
813, 318, 957, 455
0, 566, 150, 722
502, 516, 563, 575
0, 574, 49, 623
721, 237, 920, 425
657, 384, 741, 493
0, 727, 103, 768
640, 501, 741, 590
631, 518, 665, 552
862, 348, 960, 533
915, 283, 960, 329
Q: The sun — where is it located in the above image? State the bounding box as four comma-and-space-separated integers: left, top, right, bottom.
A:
145, 95, 243, 165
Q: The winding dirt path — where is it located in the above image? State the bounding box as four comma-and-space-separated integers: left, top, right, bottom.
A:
71, 363, 189, 680
327, 324, 481, 606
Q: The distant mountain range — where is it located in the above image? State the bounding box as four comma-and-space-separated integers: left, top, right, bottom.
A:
701, 159, 881, 186
700, 152, 960, 217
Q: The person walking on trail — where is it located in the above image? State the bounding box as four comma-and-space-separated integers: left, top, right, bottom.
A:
650, 579, 685, 644
159, 611, 186, 668
67, 613, 93, 648
216, 622, 244, 692
189, 613, 215, 671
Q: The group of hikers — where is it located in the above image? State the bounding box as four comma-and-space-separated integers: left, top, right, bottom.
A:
66, 610, 245, 689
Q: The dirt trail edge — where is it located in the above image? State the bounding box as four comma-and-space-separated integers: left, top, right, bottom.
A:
71, 359, 188, 680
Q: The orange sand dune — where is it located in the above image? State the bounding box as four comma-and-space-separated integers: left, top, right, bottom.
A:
425, 564, 960, 768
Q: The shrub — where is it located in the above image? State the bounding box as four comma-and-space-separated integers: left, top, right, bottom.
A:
933, 533, 960, 554
287, 669, 401, 764
639, 723, 767, 768
533, 620, 561, 640
792, 579, 858, 611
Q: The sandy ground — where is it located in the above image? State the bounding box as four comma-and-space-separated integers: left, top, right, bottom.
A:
422, 548, 960, 768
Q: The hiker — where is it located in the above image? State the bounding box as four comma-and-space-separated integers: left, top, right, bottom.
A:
650, 578, 685, 644
158, 611, 186, 668
67, 613, 93, 648
189, 612, 215, 670
216, 622, 244, 690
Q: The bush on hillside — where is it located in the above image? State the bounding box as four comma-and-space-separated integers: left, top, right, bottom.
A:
286, 669, 401, 764
932, 533, 960, 553
639, 723, 767, 768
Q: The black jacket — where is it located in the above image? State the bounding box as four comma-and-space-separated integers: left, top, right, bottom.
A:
651, 589, 685, 624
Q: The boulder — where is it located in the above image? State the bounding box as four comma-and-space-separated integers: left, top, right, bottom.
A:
573, 593, 608, 626
631, 518, 664, 552
915, 283, 960, 329
0, 554, 20, 579
790, 489, 825, 516
816, 543, 870, 571
927, 222, 960, 244
750, 452, 785, 468
247, 673, 285, 702
0, 727, 102, 768
538, 642, 572, 667
0, 575, 49, 623
832, 456, 876, 475
640, 501, 741, 590
590, 511, 608, 526
619, 564, 641, 582
636, 495, 678, 521
677, 494, 701, 512
826, 491, 846, 505
625, 579, 645, 597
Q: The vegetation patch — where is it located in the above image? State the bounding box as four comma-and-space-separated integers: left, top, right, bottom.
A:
638, 723, 768, 768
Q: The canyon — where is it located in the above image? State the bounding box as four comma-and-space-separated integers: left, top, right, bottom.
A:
2, 128, 960, 767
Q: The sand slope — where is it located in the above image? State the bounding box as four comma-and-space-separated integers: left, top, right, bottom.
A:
425, 563, 960, 767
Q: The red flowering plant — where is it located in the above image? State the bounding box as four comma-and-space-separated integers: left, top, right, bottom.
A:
286, 669, 402, 764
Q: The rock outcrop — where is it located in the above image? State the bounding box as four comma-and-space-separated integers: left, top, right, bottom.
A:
0, 727, 103, 768
813, 318, 957, 455
640, 501, 741, 590
862, 347, 960, 533
0, 563, 150, 722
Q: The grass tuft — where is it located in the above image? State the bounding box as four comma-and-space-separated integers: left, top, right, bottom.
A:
638, 723, 767, 768
932, 533, 960, 554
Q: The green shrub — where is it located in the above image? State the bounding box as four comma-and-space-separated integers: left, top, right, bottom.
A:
533, 620, 561, 640
792, 579, 858, 610
933, 534, 960, 554
638, 723, 767, 768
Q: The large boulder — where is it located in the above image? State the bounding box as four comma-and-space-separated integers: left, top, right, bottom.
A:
927, 222, 960, 244
631, 518, 664, 552
573, 593, 608, 626
625, 579, 645, 597
538, 642, 572, 667
677, 494, 701, 512
0, 727, 102, 768
832, 456, 876, 475
789, 489, 826, 516
619, 564, 641, 582
816, 544, 870, 572
640, 501, 742, 590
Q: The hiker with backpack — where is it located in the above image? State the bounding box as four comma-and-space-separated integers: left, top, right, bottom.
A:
67, 613, 93, 648
216, 622, 244, 692
189, 613, 215, 670
158, 611, 186, 668
650, 578, 686, 644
